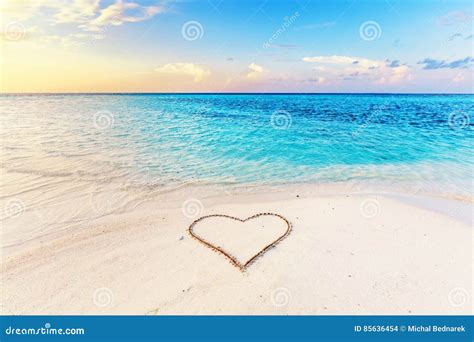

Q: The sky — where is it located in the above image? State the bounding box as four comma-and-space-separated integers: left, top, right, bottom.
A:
0, 0, 473, 93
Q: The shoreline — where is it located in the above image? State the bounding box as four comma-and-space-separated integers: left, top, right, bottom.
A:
1, 180, 472, 257
1, 184, 472, 315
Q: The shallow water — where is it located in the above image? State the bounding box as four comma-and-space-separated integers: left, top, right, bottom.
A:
2, 94, 472, 184
1, 94, 473, 246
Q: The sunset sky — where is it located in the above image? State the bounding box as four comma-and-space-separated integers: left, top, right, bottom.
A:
1, 0, 473, 93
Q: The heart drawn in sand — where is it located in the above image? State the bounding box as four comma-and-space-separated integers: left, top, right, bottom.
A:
188, 213, 292, 271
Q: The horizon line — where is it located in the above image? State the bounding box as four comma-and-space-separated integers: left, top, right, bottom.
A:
1, 92, 473, 96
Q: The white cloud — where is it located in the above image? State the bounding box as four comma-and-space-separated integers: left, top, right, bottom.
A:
0, 0, 44, 21
246, 62, 266, 80
54, 0, 100, 24
303, 55, 411, 84
312, 66, 326, 72
155, 63, 211, 82
69, 33, 105, 40
80, 1, 165, 32
303, 55, 379, 68
452, 73, 465, 82
0, 0, 165, 43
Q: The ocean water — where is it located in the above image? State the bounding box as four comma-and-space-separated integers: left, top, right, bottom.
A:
1, 94, 473, 245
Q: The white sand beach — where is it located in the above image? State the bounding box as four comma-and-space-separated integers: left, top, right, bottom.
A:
1, 184, 472, 315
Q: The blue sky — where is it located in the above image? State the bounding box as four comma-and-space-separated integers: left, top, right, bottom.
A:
1, 0, 473, 92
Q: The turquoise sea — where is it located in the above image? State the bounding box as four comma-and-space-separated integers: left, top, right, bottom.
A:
1, 93, 473, 198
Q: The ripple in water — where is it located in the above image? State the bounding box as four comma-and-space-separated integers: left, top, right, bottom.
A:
1, 94, 472, 246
